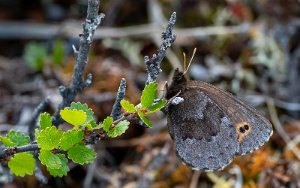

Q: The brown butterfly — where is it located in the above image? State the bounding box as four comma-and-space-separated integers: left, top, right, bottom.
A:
165, 60, 273, 171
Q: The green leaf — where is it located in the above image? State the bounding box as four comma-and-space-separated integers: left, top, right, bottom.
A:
141, 82, 157, 108
39, 150, 61, 169
120, 100, 135, 113
0, 136, 14, 147
136, 109, 153, 128
60, 129, 84, 151
102, 116, 113, 132
8, 153, 35, 177
67, 143, 96, 165
146, 99, 167, 114
60, 109, 87, 127
86, 120, 98, 130
106, 120, 130, 138
34, 128, 40, 139
36, 126, 63, 150
47, 154, 69, 177
93, 123, 103, 129
40, 112, 52, 129
70, 102, 94, 124
6, 130, 30, 146
23, 42, 47, 71
52, 40, 65, 66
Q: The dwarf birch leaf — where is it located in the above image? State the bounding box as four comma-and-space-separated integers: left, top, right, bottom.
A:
34, 128, 40, 139
67, 143, 96, 165
40, 112, 52, 129
106, 120, 130, 138
60, 109, 87, 127
70, 102, 94, 123
86, 120, 98, 130
136, 109, 153, 128
39, 150, 61, 169
36, 126, 63, 150
102, 116, 113, 132
141, 82, 157, 108
146, 99, 167, 114
0, 136, 14, 147
6, 130, 30, 146
120, 100, 135, 113
60, 129, 84, 151
8, 153, 35, 177
47, 154, 69, 177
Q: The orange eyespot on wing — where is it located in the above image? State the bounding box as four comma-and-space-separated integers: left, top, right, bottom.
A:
235, 121, 252, 143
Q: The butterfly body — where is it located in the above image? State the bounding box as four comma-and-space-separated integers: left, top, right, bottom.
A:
166, 69, 273, 171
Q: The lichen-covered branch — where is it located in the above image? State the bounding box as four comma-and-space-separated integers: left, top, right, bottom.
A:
145, 12, 176, 84
110, 78, 126, 120
51, 0, 105, 126
0, 144, 39, 160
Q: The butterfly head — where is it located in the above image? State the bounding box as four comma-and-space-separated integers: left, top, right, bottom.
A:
166, 68, 187, 99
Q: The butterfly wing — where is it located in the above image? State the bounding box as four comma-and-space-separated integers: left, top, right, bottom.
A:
167, 88, 239, 171
187, 81, 273, 155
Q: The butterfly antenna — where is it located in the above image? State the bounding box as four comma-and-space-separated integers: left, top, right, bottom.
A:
183, 52, 187, 72
183, 48, 197, 75
161, 81, 168, 98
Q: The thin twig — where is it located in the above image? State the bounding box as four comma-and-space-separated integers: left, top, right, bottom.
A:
0, 21, 252, 40
189, 171, 201, 188
136, 143, 171, 188
84, 146, 97, 188
28, 97, 50, 140
0, 144, 39, 160
35, 160, 48, 184
267, 98, 300, 160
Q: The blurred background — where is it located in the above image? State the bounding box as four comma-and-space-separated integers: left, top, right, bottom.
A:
0, 0, 300, 187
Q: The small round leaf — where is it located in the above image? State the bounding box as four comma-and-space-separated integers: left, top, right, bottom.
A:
8, 153, 35, 177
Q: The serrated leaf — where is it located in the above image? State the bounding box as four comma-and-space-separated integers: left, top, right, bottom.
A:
34, 128, 40, 139
36, 126, 63, 150
86, 120, 98, 130
141, 82, 157, 108
59, 129, 84, 151
8, 153, 35, 177
120, 100, 135, 113
70, 102, 94, 124
102, 116, 113, 132
47, 154, 69, 177
60, 109, 87, 126
6, 130, 30, 146
39, 150, 61, 169
67, 143, 96, 165
106, 120, 130, 138
94, 123, 103, 129
40, 113, 52, 129
137, 109, 153, 128
0, 136, 14, 147
146, 99, 167, 114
